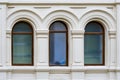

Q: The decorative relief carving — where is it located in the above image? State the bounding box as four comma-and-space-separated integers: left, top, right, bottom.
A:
106, 7, 113, 9
70, 7, 87, 9
49, 67, 70, 74
8, 7, 15, 9
106, 6, 115, 16
34, 7, 51, 9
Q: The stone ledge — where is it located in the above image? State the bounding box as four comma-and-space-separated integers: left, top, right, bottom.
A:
0, 66, 116, 72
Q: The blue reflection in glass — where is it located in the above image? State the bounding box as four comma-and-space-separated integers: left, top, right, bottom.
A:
50, 33, 66, 65
50, 21, 67, 31
49, 21, 67, 66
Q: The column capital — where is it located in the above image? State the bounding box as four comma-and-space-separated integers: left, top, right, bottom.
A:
6, 30, 11, 38
36, 30, 49, 34
36, 30, 49, 38
109, 30, 116, 39
71, 30, 84, 35
71, 30, 85, 38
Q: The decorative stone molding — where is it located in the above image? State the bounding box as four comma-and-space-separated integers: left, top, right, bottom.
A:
108, 30, 116, 68
34, 6, 51, 9
9, 67, 35, 72
0, 1, 8, 3
0, 0, 120, 4
116, 67, 120, 72
70, 6, 87, 9
43, 10, 78, 30
80, 9, 116, 31
7, 9, 41, 30
108, 67, 116, 72
71, 30, 84, 35
71, 67, 85, 72
109, 30, 116, 39
36, 30, 49, 38
6, 30, 11, 38
71, 30, 84, 38
49, 67, 70, 74
35, 67, 49, 72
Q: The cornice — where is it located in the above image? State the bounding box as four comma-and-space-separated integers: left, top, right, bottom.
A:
1, 1, 120, 5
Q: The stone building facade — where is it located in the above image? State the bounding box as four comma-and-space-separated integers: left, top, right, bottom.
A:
0, 0, 120, 80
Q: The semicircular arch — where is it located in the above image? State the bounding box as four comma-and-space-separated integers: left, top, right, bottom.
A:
7, 9, 42, 30
43, 10, 79, 30
80, 10, 116, 32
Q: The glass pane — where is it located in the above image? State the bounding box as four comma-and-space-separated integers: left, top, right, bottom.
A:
85, 22, 103, 32
84, 35, 103, 64
50, 33, 66, 65
50, 21, 67, 31
13, 34, 32, 64
13, 22, 32, 32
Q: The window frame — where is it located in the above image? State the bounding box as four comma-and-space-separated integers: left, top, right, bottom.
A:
84, 21, 105, 66
12, 21, 34, 66
49, 21, 68, 66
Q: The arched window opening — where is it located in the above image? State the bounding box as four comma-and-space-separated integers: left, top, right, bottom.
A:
49, 21, 68, 66
12, 21, 33, 66
84, 21, 105, 65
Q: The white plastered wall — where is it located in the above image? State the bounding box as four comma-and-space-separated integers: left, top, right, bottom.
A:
0, 1, 118, 80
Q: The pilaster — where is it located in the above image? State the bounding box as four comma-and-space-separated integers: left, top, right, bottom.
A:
0, 72, 7, 80
0, 4, 7, 66
6, 30, 11, 66
0, 4, 2, 66
71, 72, 84, 80
108, 31, 116, 68
71, 30, 84, 67
116, 4, 120, 68
71, 30, 85, 80
36, 30, 49, 66
116, 4, 120, 80
108, 71, 116, 80
36, 71, 49, 80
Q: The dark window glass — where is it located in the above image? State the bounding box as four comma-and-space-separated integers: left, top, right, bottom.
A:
49, 21, 68, 66
84, 21, 104, 65
12, 22, 33, 66
13, 22, 32, 32
85, 22, 102, 32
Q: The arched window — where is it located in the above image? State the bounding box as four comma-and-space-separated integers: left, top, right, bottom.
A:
49, 21, 68, 66
12, 21, 33, 66
84, 21, 105, 65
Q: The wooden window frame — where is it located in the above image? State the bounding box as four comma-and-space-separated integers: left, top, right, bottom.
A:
12, 21, 34, 66
49, 21, 68, 66
84, 21, 105, 66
